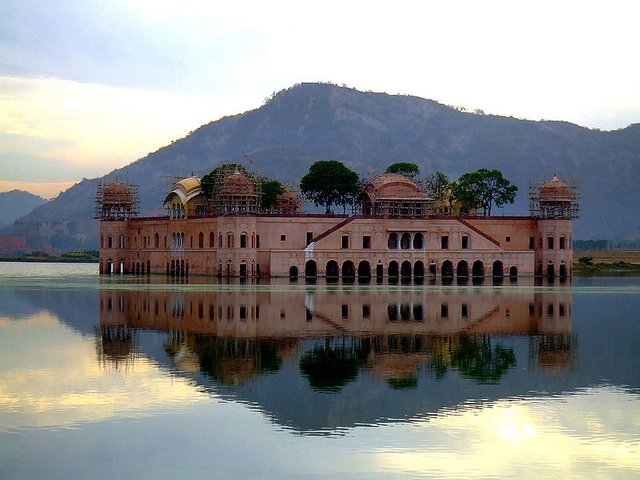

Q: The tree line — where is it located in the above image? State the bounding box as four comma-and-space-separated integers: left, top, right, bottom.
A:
200, 160, 517, 216
299, 160, 517, 216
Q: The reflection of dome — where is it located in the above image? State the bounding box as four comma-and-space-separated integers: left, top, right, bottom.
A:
102, 182, 133, 205
275, 188, 302, 213
368, 353, 423, 381
163, 176, 203, 205
218, 171, 257, 197
539, 175, 572, 203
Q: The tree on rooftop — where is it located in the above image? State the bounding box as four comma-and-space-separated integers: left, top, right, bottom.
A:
201, 163, 250, 198
300, 160, 359, 214
261, 179, 284, 211
386, 162, 420, 178
452, 168, 517, 216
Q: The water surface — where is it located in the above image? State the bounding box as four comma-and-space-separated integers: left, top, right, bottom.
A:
0, 262, 638, 479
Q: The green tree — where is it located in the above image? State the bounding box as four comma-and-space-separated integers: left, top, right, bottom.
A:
201, 163, 249, 198
452, 168, 517, 216
300, 160, 359, 214
261, 179, 284, 211
385, 162, 420, 178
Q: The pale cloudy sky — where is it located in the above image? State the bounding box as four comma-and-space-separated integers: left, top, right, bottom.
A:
1, 0, 639, 198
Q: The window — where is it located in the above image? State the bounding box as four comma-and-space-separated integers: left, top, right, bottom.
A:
547, 236, 554, 250
227, 233, 234, 248
199, 232, 204, 248
462, 235, 469, 249
280, 234, 286, 242
461, 303, 468, 318
107, 235, 113, 248
256, 235, 260, 248
362, 304, 371, 318
342, 235, 349, 249
529, 237, 535, 250
341, 304, 349, 319
240, 234, 247, 248
559, 303, 566, 317
388, 233, 398, 249
240, 306, 247, 320
441, 235, 449, 249
362, 235, 371, 249
306, 232, 313, 246
559, 237, 566, 250
441, 304, 448, 318
506, 236, 511, 243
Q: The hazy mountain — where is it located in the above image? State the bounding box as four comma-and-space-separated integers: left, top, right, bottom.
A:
14, 83, 640, 249
0, 190, 46, 229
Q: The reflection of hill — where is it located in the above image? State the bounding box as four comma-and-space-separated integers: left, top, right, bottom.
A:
7, 277, 631, 435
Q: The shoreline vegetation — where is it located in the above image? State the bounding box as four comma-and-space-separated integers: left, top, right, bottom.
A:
573, 250, 640, 276
0, 251, 99, 263
2, 250, 640, 275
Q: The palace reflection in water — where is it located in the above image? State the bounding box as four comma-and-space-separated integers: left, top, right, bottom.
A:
97, 280, 576, 430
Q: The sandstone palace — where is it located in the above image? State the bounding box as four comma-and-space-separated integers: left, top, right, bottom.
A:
96, 166, 578, 279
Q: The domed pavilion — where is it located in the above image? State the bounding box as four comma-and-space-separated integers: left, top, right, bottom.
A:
361, 173, 430, 218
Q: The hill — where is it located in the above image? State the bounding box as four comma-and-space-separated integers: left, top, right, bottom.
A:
0, 190, 46, 230
13, 83, 640, 249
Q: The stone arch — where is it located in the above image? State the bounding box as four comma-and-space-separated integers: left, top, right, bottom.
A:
401, 260, 412, 277
441, 260, 453, 277
559, 261, 567, 278
289, 265, 298, 278
547, 262, 555, 278
413, 233, 424, 249
400, 233, 411, 249
388, 233, 398, 249
457, 260, 469, 277
342, 260, 355, 278
492, 260, 504, 277
326, 260, 339, 277
472, 260, 485, 277
388, 261, 399, 277
358, 260, 371, 278
305, 260, 318, 277
414, 261, 425, 277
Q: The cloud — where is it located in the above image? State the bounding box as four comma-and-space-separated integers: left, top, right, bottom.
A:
0, 76, 261, 181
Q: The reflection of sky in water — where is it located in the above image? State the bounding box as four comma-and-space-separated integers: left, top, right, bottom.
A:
0, 265, 639, 478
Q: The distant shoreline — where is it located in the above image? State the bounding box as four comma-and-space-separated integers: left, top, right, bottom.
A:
0, 254, 98, 264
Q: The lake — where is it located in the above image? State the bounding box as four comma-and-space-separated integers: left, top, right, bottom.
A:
0, 262, 638, 479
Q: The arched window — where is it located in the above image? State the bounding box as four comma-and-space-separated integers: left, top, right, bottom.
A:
401, 233, 411, 249
413, 233, 424, 249
227, 232, 234, 248
388, 233, 398, 249
209, 232, 215, 248
199, 232, 204, 248
154, 233, 159, 248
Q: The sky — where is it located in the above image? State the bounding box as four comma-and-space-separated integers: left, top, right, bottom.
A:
1, 0, 639, 199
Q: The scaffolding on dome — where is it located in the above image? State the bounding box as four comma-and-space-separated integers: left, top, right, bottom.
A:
529, 177, 580, 219
94, 180, 140, 220
207, 169, 262, 214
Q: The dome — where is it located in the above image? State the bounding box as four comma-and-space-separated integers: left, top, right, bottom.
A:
102, 182, 133, 205
217, 170, 257, 197
364, 173, 429, 202
163, 176, 203, 205
275, 188, 302, 213
539, 175, 572, 203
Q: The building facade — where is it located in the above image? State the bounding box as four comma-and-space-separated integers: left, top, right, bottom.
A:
98, 172, 576, 278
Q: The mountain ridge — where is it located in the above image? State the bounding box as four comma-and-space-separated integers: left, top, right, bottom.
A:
12, 83, 640, 249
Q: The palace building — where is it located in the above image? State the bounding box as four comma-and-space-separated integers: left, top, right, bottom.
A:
97, 170, 578, 279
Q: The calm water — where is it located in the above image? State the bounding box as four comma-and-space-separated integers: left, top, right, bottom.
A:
0, 262, 638, 479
